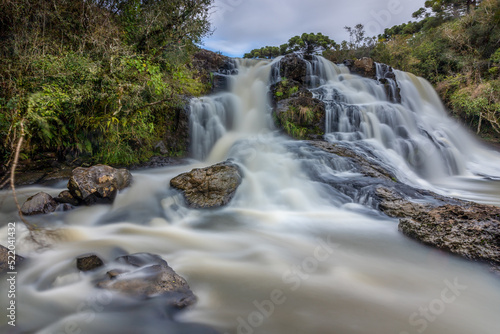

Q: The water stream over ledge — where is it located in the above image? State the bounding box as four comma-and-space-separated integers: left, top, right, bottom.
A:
1, 57, 500, 334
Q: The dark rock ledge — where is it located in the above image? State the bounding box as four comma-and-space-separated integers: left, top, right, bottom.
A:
311, 140, 500, 275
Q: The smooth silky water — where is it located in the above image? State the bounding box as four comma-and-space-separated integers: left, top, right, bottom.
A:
1, 57, 500, 334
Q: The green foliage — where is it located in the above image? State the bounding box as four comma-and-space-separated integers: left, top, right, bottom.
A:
0, 0, 214, 165
277, 104, 318, 140
371, 0, 500, 137
287, 33, 336, 55
243, 33, 336, 58
273, 78, 300, 101
323, 25, 376, 62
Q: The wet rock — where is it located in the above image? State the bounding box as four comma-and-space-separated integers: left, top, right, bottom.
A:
312, 141, 397, 180
162, 96, 191, 156
270, 78, 311, 105
376, 63, 402, 103
170, 161, 242, 209
399, 204, 500, 271
97, 253, 196, 309
67, 165, 132, 205
345, 57, 376, 79
55, 190, 80, 206
275, 97, 326, 140
77, 254, 104, 272
376, 187, 432, 217
279, 54, 308, 85
376, 186, 500, 273
344, 58, 401, 103
192, 49, 237, 94
21, 192, 58, 215
0, 245, 24, 275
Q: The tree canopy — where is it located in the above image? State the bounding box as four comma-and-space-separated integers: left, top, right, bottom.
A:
413, 0, 481, 19
243, 33, 336, 59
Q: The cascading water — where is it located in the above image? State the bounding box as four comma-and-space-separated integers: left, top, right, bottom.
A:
1, 56, 500, 334
309, 56, 500, 189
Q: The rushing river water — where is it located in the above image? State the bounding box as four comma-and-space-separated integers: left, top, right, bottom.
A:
1, 56, 500, 334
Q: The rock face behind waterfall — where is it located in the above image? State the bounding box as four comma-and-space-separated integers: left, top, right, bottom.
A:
68, 165, 132, 205
344, 57, 401, 103
170, 161, 242, 209
271, 54, 401, 140
192, 49, 237, 94
344, 57, 376, 79
275, 96, 326, 140
278, 54, 308, 84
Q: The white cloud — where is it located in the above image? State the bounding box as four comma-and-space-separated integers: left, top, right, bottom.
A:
204, 0, 422, 57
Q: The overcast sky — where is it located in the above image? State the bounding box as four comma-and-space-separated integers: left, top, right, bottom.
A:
203, 0, 423, 57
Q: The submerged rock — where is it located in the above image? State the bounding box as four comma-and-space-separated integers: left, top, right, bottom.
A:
191, 49, 237, 94
68, 165, 132, 205
306, 141, 500, 274
21, 192, 58, 215
97, 253, 196, 309
312, 141, 397, 181
0, 244, 24, 275
170, 161, 242, 209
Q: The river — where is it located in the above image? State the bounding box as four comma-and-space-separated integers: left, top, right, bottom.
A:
1, 56, 500, 334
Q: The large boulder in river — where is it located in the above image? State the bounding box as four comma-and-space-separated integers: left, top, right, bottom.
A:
170, 161, 242, 209
275, 96, 325, 140
97, 253, 196, 309
67, 165, 132, 205
399, 204, 500, 272
376, 186, 500, 273
21, 192, 58, 215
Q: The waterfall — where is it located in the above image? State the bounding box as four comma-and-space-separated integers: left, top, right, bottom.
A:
302, 57, 474, 180
189, 59, 276, 162
3, 55, 500, 334
189, 55, 500, 185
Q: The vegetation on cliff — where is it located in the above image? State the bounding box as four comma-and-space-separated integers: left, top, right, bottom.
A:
370, 0, 500, 138
244, 0, 499, 141
0, 0, 214, 168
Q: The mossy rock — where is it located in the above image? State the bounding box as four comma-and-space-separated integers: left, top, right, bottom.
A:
274, 96, 325, 140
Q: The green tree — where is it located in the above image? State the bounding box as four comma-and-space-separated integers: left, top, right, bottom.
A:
243, 33, 336, 58
0, 0, 214, 165
115, 0, 213, 54
413, 0, 481, 19
287, 33, 336, 55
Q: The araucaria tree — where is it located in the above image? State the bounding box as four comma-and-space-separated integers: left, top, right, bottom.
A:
244, 33, 336, 58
